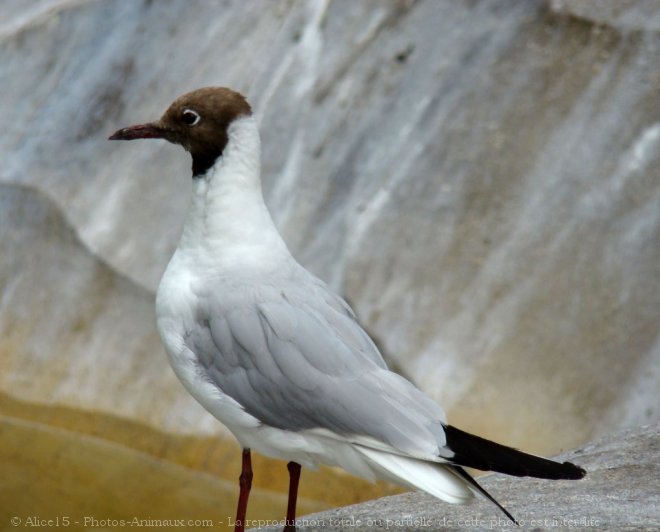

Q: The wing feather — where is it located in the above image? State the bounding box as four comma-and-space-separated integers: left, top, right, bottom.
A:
189, 274, 447, 459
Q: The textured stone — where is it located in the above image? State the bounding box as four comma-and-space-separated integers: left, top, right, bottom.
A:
253, 424, 660, 531
549, 0, 660, 32
0, 183, 203, 432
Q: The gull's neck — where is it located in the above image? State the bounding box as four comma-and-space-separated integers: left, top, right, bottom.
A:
176, 115, 291, 273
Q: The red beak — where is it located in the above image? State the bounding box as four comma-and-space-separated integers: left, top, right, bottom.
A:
108, 122, 166, 141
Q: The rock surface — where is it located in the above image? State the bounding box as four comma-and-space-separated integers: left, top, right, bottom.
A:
0, 183, 205, 431
549, 0, 660, 31
254, 423, 660, 531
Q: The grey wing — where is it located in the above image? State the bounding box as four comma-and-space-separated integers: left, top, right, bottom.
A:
188, 279, 448, 459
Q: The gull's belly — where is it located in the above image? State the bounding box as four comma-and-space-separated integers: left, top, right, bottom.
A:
155, 311, 345, 470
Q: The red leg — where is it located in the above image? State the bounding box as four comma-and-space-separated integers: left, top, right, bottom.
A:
234, 449, 252, 532
283, 461, 301, 532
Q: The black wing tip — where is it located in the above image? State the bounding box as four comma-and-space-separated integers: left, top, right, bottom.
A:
524, 458, 587, 480
559, 461, 587, 480
443, 424, 588, 480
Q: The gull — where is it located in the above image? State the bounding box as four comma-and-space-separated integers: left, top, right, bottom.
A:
109, 87, 586, 531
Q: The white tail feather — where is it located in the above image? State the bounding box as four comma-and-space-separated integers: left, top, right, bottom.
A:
355, 445, 474, 504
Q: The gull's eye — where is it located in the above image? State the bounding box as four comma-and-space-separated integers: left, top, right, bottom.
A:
182, 109, 201, 126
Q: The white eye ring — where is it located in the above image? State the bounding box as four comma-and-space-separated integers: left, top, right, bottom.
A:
182, 109, 201, 126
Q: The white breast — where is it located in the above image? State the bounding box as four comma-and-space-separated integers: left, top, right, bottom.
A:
156, 255, 261, 433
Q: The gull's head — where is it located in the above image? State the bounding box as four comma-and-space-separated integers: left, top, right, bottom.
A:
109, 87, 252, 176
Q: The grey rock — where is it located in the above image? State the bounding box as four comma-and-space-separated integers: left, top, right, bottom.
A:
253, 423, 660, 531
548, 0, 660, 32
0, 183, 217, 431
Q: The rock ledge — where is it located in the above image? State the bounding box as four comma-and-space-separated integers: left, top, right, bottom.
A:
254, 424, 659, 530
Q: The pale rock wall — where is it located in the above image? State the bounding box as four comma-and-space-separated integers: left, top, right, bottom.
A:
0, 184, 217, 433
